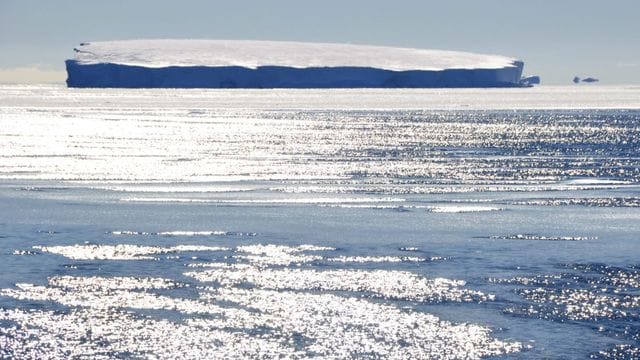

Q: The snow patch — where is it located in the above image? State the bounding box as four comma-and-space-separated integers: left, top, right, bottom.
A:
72, 40, 518, 71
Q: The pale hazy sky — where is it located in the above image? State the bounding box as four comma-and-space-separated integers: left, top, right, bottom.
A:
1, 0, 639, 84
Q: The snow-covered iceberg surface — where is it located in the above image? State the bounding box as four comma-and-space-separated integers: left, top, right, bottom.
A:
66, 40, 525, 88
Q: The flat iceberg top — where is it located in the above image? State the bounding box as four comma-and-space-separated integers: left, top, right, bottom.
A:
71, 40, 519, 71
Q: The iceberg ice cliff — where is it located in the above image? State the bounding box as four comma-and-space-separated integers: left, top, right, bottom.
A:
65, 40, 525, 88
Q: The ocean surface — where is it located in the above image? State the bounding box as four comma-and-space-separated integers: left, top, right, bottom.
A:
1, 84, 639, 359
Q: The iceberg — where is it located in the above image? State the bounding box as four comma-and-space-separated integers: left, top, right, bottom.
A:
65, 40, 525, 88
519, 75, 541, 86
573, 76, 600, 84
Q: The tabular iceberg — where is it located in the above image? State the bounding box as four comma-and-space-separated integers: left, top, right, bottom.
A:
65, 40, 525, 88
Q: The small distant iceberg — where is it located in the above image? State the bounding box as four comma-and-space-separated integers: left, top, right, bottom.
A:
519, 75, 541, 86
573, 76, 600, 84
65, 40, 526, 88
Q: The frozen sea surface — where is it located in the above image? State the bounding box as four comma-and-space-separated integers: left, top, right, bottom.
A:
1, 85, 639, 359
